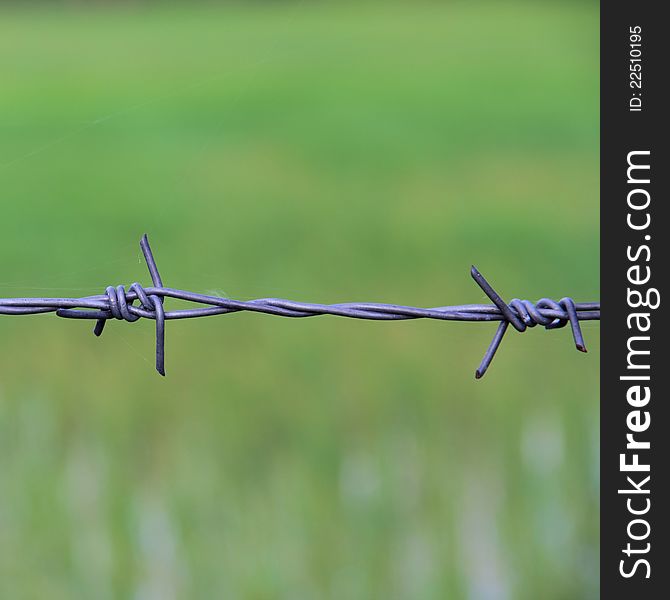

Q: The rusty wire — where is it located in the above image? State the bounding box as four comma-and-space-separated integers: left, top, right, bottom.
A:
0, 235, 600, 378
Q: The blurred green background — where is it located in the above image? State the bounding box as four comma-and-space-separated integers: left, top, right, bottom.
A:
0, 2, 599, 598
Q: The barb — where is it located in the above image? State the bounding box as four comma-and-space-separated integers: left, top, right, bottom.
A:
0, 235, 600, 378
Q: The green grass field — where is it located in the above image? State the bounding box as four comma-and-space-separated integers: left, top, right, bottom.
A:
0, 2, 598, 598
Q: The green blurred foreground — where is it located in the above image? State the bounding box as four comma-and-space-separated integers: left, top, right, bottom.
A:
0, 2, 598, 598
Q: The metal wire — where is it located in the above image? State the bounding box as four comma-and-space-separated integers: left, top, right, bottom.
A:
0, 234, 600, 378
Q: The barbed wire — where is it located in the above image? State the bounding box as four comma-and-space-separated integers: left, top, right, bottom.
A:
0, 235, 600, 378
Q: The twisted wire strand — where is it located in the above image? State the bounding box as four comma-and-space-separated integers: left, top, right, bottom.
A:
0, 235, 600, 378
